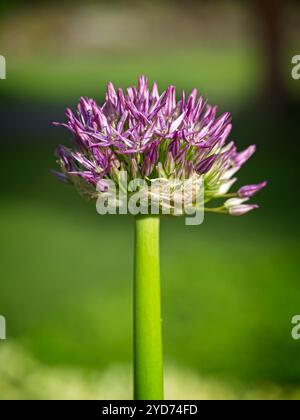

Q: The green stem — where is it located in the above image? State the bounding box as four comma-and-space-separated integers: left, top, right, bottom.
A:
134, 215, 164, 400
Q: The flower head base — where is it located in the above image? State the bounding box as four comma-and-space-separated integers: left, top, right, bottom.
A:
54, 76, 266, 216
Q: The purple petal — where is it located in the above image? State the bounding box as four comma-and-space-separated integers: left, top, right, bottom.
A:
232, 145, 256, 167
238, 181, 268, 198
50, 170, 70, 184
196, 155, 217, 174
170, 111, 186, 133
141, 156, 154, 177
229, 204, 259, 216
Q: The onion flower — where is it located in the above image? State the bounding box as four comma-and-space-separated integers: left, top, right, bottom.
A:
53, 76, 266, 400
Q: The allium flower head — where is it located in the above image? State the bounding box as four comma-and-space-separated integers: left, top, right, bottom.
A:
54, 76, 266, 215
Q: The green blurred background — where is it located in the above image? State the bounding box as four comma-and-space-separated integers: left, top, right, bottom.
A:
0, 0, 300, 400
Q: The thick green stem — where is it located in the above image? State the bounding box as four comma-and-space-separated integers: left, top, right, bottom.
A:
134, 215, 164, 400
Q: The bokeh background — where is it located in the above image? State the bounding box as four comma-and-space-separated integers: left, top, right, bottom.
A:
0, 0, 300, 400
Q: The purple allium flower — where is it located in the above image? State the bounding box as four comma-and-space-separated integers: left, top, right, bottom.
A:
54, 76, 266, 215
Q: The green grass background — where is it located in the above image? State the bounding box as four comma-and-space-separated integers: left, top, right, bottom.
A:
0, 44, 300, 398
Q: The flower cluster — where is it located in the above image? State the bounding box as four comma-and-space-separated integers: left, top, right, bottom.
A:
54, 76, 266, 215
